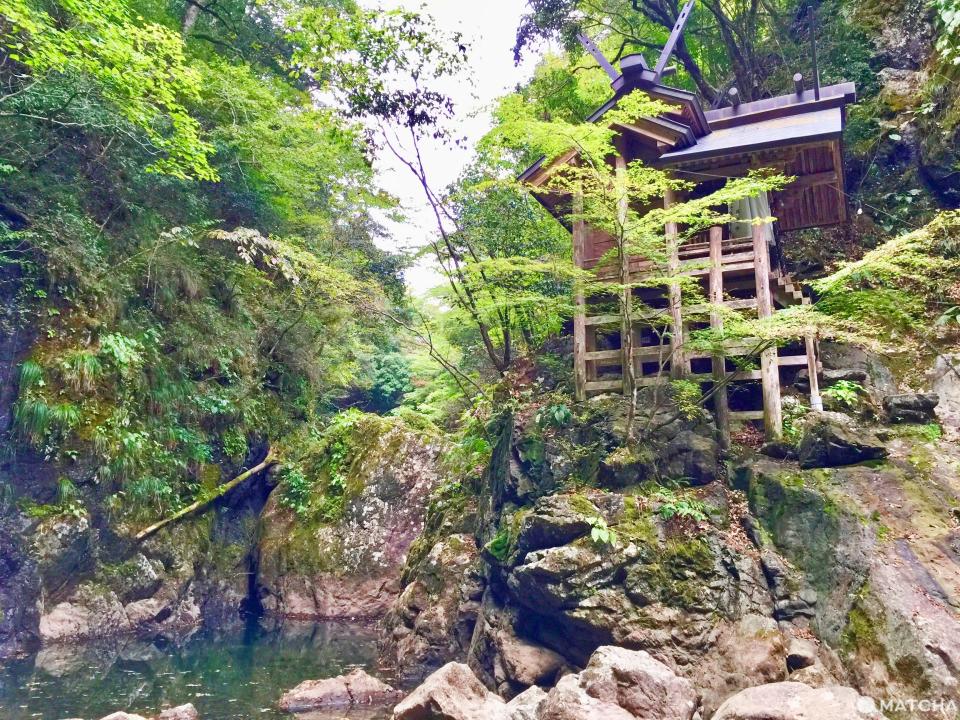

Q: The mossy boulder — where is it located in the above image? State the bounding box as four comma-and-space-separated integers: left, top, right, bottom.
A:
797, 412, 888, 469
514, 495, 598, 558
30, 512, 94, 598
382, 535, 485, 684
257, 415, 450, 619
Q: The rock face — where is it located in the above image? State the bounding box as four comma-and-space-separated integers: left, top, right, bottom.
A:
743, 452, 960, 711
929, 354, 960, 433
257, 417, 448, 620
464, 481, 783, 713
797, 412, 888, 469
882, 393, 938, 423
1, 448, 266, 648
381, 482, 485, 683
712, 682, 884, 719
0, 513, 41, 658
31, 511, 253, 645
278, 668, 400, 712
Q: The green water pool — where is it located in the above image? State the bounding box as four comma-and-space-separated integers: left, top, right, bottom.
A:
0, 619, 389, 720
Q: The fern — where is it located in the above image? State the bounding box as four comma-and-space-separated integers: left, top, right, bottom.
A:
61, 349, 103, 393
13, 398, 51, 442
50, 402, 80, 429
18, 360, 43, 391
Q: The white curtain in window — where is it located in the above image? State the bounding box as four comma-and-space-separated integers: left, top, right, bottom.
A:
729, 191, 775, 244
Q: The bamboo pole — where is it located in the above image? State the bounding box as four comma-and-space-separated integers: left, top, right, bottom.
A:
135, 454, 277, 543
709, 226, 731, 448
752, 223, 783, 440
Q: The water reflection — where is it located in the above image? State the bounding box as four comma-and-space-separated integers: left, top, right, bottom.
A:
0, 619, 384, 720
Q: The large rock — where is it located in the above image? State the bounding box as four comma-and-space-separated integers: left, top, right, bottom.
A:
382, 531, 485, 684
818, 343, 897, 398
712, 682, 885, 719
929, 354, 960, 432
258, 416, 448, 620
278, 668, 400, 712
515, 496, 597, 556
744, 455, 960, 707
576, 646, 698, 720
797, 412, 887, 469
31, 512, 94, 593
156, 705, 199, 720
39, 583, 133, 643
98, 705, 197, 720
882, 393, 938, 423
392, 662, 508, 720
499, 631, 565, 688
536, 674, 636, 720
793, 368, 868, 393
505, 686, 547, 720
467, 597, 567, 696
101, 553, 164, 604
0, 513, 41, 658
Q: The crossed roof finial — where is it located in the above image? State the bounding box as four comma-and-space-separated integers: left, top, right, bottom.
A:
577, 0, 696, 86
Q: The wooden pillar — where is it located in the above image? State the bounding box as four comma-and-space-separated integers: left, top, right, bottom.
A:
753, 223, 783, 440
709, 226, 731, 449
616, 155, 633, 397
573, 194, 587, 402
664, 187, 688, 378
805, 334, 823, 411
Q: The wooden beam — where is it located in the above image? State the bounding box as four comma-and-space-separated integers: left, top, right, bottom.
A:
730, 410, 765, 421
526, 148, 579, 188
573, 194, 588, 402
665, 187, 688, 378
616, 154, 634, 397
753, 223, 783, 440
709, 226, 730, 449
785, 170, 838, 189
585, 379, 626, 393
805, 334, 824, 411
614, 120, 682, 147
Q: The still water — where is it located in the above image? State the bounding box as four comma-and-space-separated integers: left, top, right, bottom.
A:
0, 620, 389, 720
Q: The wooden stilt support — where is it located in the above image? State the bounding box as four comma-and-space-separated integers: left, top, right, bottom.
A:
805, 334, 823, 411
616, 155, 634, 398
753, 223, 783, 440
573, 194, 588, 402
709, 226, 731, 449
664, 187, 688, 378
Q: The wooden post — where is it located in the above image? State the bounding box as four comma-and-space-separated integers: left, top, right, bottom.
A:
709, 226, 731, 448
753, 223, 783, 440
573, 193, 588, 402
664, 187, 688, 378
805, 334, 823, 411
616, 155, 634, 397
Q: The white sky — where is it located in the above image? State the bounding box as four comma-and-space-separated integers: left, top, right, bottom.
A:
366, 0, 543, 294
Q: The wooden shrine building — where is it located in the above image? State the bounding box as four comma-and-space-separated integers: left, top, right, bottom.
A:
520, 4, 856, 442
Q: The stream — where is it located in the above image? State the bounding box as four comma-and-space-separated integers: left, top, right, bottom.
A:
0, 619, 388, 720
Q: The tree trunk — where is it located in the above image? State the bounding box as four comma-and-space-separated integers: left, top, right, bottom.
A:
182, 1, 201, 35
135, 454, 276, 543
